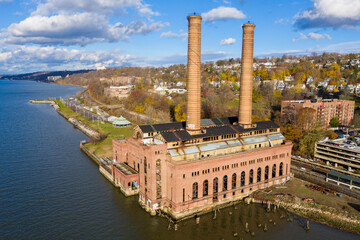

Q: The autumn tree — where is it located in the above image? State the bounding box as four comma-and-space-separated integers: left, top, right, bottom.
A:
299, 123, 326, 158
330, 117, 339, 127
297, 107, 317, 130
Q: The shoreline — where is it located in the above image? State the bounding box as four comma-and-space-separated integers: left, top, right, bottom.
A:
30, 98, 103, 141
30, 97, 360, 235
250, 182, 360, 235
280, 201, 360, 235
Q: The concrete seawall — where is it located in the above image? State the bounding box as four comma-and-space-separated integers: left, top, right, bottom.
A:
68, 118, 102, 140
30, 99, 59, 110
80, 142, 101, 165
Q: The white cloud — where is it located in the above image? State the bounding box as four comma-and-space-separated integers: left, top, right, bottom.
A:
0, 45, 140, 73
201, 6, 246, 21
323, 33, 332, 40
3, 13, 167, 45
320, 40, 360, 53
0, 0, 164, 46
150, 50, 229, 65
292, 32, 332, 42
33, 0, 158, 16
257, 40, 360, 57
220, 37, 236, 45
275, 19, 284, 24
135, 3, 159, 17
160, 31, 187, 39
294, 0, 360, 29
275, 18, 290, 24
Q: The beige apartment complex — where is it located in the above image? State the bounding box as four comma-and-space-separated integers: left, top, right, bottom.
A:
281, 99, 354, 127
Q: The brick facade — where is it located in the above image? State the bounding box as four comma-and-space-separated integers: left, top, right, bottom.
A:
281, 99, 354, 127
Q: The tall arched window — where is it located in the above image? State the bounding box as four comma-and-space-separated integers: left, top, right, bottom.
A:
240, 171, 245, 186
265, 166, 269, 180
156, 159, 161, 199
144, 157, 147, 174
192, 182, 198, 199
257, 167, 262, 182
249, 169, 253, 185
232, 173, 236, 189
213, 178, 218, 193
272, 164, 277, 178
223, 175, 228, 191
279, 162, 283, 176
203, 180, 209, 196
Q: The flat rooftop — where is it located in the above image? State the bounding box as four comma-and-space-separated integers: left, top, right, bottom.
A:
114, 163, 138, 175
318, 138, 360, 152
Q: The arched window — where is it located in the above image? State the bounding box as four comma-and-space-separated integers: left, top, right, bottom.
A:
213, 178, 218, 193
156, 159, 161, 199
257, 167, 262, 182
232, 173, 236, 189
144, 157, 147, 174
279, 162, 283, 176
192, 182, 198, 199
240, 171, 245, 186
249, 169, 253, 185
223, 175, 228, 191
265, 166, 269, 180
272, 164, 276, 178
203, 180, 209, 196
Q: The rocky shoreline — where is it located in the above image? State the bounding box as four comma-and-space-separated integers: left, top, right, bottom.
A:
248, 194, 360, 235
279, 200, 360, 234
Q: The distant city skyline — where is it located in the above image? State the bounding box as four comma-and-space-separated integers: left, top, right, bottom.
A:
0, 0, 360, 74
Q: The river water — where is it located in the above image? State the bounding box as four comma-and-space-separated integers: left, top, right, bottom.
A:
0, 80, 358, 240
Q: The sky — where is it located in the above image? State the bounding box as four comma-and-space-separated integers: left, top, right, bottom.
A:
0, 0, 360, 74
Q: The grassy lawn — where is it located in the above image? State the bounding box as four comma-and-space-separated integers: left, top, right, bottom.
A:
86, 126, 134, 158
55, 99, 134, 158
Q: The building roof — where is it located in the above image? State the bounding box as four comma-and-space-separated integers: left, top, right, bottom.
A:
327, 171, 360, 183
114, 163, 137, 175
138, 116, 278, 134
138, 116, 280, 143
113, 116, 131, 125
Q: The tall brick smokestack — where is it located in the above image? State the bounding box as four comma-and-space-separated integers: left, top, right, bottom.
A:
238, 23, 255, 127
186, 14, 202, 134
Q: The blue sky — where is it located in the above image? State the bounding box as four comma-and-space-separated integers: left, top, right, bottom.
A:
0, 0, 360, 74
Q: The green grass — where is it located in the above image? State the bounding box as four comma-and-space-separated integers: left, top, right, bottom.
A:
55, 99, 134, 158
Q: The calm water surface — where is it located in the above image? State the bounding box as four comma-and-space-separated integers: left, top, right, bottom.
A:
0, 80, 358, 240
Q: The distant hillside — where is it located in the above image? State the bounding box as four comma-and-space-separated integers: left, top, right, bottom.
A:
0, 70, 93, 82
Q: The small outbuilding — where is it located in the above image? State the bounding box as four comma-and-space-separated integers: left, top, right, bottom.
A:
113, 116, 131, 127
107, 116, 118, 122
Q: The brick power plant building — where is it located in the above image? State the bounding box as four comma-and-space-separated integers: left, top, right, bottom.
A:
111, 15, 293, 219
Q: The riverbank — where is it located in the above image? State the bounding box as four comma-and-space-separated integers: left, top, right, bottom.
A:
30, 98, 133, 154
54, 99, 133, 150
30, 98, 360, 235
251, 178, 360, 234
